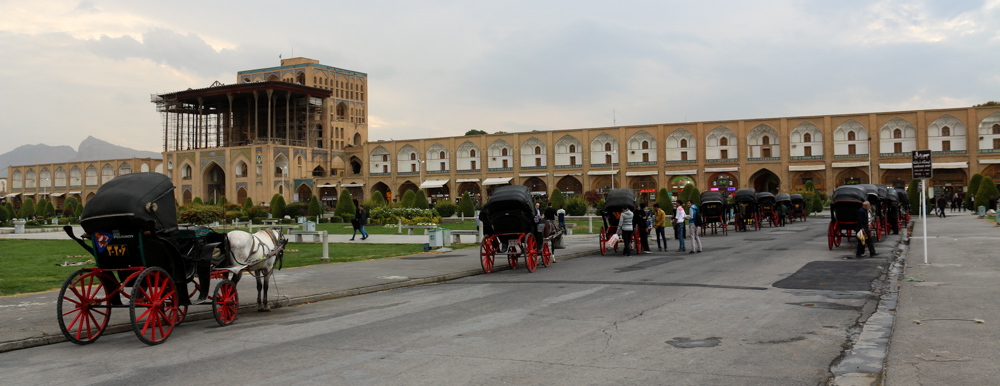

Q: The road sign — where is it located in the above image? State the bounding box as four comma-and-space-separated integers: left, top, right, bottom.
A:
912, 150, 932, 179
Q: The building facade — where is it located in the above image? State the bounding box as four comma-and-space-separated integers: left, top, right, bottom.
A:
4, 158, 164, 210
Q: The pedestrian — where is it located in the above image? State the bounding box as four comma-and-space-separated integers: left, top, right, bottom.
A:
672, 199, 687, 252
619, 207, 635, 256
534, 202, 542, 222
350, 199, 362, 240
686, 200, 702, 253
357, 203, 369, 240
637, 203, 651, 253
951, 192, 959, 213
556, 206, 567, 234
853, 201, 878, 258
653, 203, 667, 251
778, 202, 788, 227
937, 196, 947, 218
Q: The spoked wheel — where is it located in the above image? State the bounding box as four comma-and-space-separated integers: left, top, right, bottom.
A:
541, 240, 552, 267
834, 227, 843, 247
599, 228, 607, 255
129, 267, 179, 345
507, 243, 519, 270
633, 232, 642, 254
212, 279, 239, 326
827, 222, 836, 250
755, 214, 762, 230
524, 234, 538, 273
480, 237, 496, 273
57, 269, 112, 345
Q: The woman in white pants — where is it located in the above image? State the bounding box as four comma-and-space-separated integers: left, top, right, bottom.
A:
686, 200, 703, 253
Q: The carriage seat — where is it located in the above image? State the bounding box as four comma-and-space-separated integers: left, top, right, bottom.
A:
176, 225, 223, 263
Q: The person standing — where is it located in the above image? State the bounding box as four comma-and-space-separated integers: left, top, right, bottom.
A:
672, 200, 687, 252
686, 200, 702, 253
556, 206, 567, 234
619, 207, 635, 256
937, 196, 947, 218
637, 204, 651, 253
357, 204, 369, 240
854, 201, 878, 258
350, 199, 362, 240
653, 203, 667, 251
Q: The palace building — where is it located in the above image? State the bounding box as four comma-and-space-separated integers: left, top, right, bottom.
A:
5, 57, 1000, 211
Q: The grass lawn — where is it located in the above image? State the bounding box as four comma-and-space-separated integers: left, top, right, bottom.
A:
0, 239, 473, 297
312, 219, 601, 234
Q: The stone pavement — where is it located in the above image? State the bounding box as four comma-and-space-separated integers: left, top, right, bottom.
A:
0, 232, 599, 352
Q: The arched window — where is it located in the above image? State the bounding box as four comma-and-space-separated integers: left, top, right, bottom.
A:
762, 136, 770, 145
680, 139, 688, 148
893, 129, 902, 139
470, 149, 477, 157
410, 153, 416, 160
848, 131, 856, 141
604, 143, 612, 151
641, 141, 649, 150
720, 137, 729, 146
534, 146, 541, 155
182, 165, 192, 179
942, 126, 950, 136
439, 151, 445, 159
501, 148, 508, 157
605, 154, 612, 163
803, 133, 811, 143
569, 144, 576, 153
993, 124, 1000, 135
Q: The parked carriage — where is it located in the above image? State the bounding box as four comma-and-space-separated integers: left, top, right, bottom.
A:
598, 189, 643, 255
699, 191, 728, 235
895, 188, 911, 227
57, 173, 247, 346
479, 185, 557, 273
776, 193, 793, 225
828, 185, 866, 249
734, 189, 760, 231
857, 184, 884, 242
756, 192, 778, 227
790, 194, 808, 221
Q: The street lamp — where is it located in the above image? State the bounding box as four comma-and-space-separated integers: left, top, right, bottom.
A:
40, 178, 49, 197
868, 136, 873, 184
608, 150, 617, 190
416, 156, 425, 196
281, 166, 288, 197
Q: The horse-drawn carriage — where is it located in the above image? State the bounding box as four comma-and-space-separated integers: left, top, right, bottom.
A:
599, 189, 643, 255
734, 189, 760, 231
756, 192, 778, 227
58, 173, 286, 345
895, 188, 911, 229
827, 185, 866, 249
699, 191, 728, 235
790, 194, 808, 221
776, 193, 792, 225
858, 184, 885, 242
479, 185, 558, 273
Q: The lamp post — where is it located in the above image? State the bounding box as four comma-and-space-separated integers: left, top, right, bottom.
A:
416, 156, 425, 197
868, 136, 873, 184
281, 166, 288, 197
608, 150, 617, 190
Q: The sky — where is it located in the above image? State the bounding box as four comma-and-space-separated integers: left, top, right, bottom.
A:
0, 0, 998, 155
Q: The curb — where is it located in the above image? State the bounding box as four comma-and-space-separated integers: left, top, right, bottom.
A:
0, 248, 599, 353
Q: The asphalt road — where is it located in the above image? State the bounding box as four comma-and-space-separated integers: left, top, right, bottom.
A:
0, 218, 897, 385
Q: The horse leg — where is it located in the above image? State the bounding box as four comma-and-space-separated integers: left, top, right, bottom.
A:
255, 272, 264, 312
261, 273, 271, 312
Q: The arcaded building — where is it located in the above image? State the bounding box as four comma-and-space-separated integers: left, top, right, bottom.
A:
4, 158, 164, 210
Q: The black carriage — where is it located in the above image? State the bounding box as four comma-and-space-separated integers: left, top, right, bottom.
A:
58, 173, 239, 346
756, 192, 778, 227
790, 194, 808, 221
479, 185, 556, 273
895, 188, 911, 228
857, 184, 884, 242
734, 189, 760, 231
776, 193, 792, 225
699, 191, 728, 235
828, 185, 866, 249
599, 189, 643, 255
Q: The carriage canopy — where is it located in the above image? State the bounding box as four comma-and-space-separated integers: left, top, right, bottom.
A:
80, 173, 179, 240
776, 193, 791, 203
604, 189, 638, 211
790, 194, 805, 204
755, 192, 776, 205
485, 185, 536, 234
833, 185, 866, 203
735, 189, 757, 203
700, 191, 724, 204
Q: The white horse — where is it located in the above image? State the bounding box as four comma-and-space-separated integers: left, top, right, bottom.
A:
223, 228, 288, 312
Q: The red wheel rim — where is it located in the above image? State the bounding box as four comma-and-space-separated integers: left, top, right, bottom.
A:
524, 234, 537, 272
828, 222, 835, 250
58, 270, 111, 345
599, 228, 607, 255
213, 280, 239, 326
130, 268, 178, 345
541, 241, 552, 267
480, 240, 494, 273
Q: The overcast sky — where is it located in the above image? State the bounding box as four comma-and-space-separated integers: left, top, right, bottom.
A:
1, 0, 997, 155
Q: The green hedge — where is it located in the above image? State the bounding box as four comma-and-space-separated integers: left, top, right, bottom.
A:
435, 200, 457, 217
368, 207, 441, 225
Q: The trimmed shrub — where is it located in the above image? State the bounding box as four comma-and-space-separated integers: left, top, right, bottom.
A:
975, 176, 999, 209
74, 204, 83, 218
0, 206, 8, 224
6, 202, 15, 220
566, 196, 588, 216
401, 190, 416, 208
334, 190, 355, 218
192, 196, 204, 205
968, 173, 983, 209
243, 197, 254, 213
19, 198, 35, 219
656, 188, 672, 211
412, 190, 429, 209
217, 196, 229, 207
269, 194, 286, 218
804, 180, 816, 192
285, 202, 308, 217
368, 207, 441, 225
584, 190, 602, 206
178, 204, 223, 224
64, 196, 79, 212
679, 184, 695, 204
328, 215, 344, 223
595, 198, 605, 214
35, 199, 49, 218
550, 188, 566, 209
907, 180, 921, 215
370, 191, 387, 207
688, 187, 701, 206
308, 195, 323, 216
246, 205, 270, 222
44, 201, 55, 218
457, 192, 475, 217
435, 200, 457, 217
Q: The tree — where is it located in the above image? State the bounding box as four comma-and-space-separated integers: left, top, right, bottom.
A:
269, 194, 285, 218
811, 192, 824, 213
64, 196, 79, 212
44, 201, 55, 218
656, 188, 672, 210
370, 191, 387, 207
458, 192, 475, 217
973, 101, 1000, 107
804, 180, 816, 192
583, 190, 602, 206
565, 196, 588, 216
679, 184, 695, 204
975, 176, 999, 210
968, 173, 983, 209
907, 180, 921, 215
19, 198, 35, 218
243, 197, 254, 213
218, 196, 229, 207
464, 129, 487, 136
334, 190, 356, 221
400, 190, 416, 208
74, 204, 83, 218
549, 188, 566, 209
35, 198, 49, 218
689, 187, 702, 206
0, 205, 8, 224
5, 202, 14, 220
412, 190, 429, 209
308, 195, 323, 217
192, 196, 203, 205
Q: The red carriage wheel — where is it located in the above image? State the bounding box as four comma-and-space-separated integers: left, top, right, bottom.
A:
834, 225, 843, 247
524, 234, 538, 273
599, 227, 607, 255
57, 269, 112, 345
129, 267, 179, 345
541, 240, 552, 267
755, 213, 761, 230
480, 237, 495, 273
633, 231, 642, 253
828, 222, 836, 250
508, 241, 519, 270
212, 279, 239, 326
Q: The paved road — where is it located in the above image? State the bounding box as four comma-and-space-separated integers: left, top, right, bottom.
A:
0, 217, 901, 385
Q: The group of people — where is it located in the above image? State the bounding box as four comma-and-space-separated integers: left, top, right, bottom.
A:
615, 199, 703, 256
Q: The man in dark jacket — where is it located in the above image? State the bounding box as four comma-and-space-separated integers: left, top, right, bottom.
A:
855, 201, 877, 258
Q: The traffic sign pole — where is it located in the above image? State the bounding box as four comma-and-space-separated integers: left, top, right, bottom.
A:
912, 150, 932, 265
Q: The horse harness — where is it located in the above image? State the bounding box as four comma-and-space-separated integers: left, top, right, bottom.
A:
234, 230, 287, 272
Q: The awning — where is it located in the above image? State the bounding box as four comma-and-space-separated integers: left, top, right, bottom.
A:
419, 179, 449, 189
788, 165, 826, 171
880, 163, 911, 169
587, 170, 619, 176
667, 170, 698, 176
341, 183, 364, 188
832, 161, 869, 168
50, 193, 65, 197
316, 183, 337, 188
23, 193, 34, 196
482, 177, 513, 186
934, 162, 968, 169
979, 159, 1000, 164
704, 167, 739, 173
519, 173, 548, 177
626, 170, 658, 177
4, 193, 19, 198
456, 178, 480, 183
68, 191, 81, 195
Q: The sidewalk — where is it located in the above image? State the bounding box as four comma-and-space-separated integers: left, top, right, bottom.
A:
883, 211, 1000, 384
0, 233, 599, 352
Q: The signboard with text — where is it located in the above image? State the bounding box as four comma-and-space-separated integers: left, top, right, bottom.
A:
912, 150, 932, 179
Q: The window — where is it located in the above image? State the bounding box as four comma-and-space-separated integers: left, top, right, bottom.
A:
642, 153, 649, 162
471, 160, 477, 169
680, 139, 688, 148
570, 156, 576, 165
762, 136, 770, 146
534, 146, 541, 155
762, 148, 771, 157
942, 140, 951, 151
848, 131, 856, 141
535, 158, 542, 167
470, 149, 477, 157
848, 144, 856, 154
604, 143, 612, 151
569, 144, 576, 153
182, 165, 192, 179
605, 154, 612, 163
993, 124, 1000, 135
440, 162, 446, 170
803, 133, 811, 143
502, 159, 509, 168
411, 164, 416, 172
720, 137, 729, 146
641, 141, 649, 150
720, 149, 728, 159
382, 155, 388, 162
893, 129, 902, 139
440, 151, 445, 159
501, 148, 508, 157
942, 126, 950, 136
994, 138, 1000, 149
894, 142, 902, 153
410, 153, 416, 161
804, 146, 812, 156
681, 151, 688, 161
383, 165, 388, 173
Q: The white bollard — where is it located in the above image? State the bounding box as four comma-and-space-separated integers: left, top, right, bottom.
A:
588, 216, 593, 234
398, 218, 403, 234
320, 231, 330, 262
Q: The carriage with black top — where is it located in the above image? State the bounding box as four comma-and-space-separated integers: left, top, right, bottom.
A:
57, 173, 243, 346
895, 188, 911, 228
479, 185, 558, 273
598, 189, 643, 255
827, 185, 866, 249
756, 192, 778, 227
790, 194, 808, 221
776, 193, 793, 224
734, 189, 761, 231
699, 191, 728, 235
857, 184, 884, 242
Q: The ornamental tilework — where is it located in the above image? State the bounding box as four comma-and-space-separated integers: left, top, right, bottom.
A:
274, 147, 289, 160
294, 179, 314, 189
235, 182, 248, 190
293, 148, 307, 161
200, 150, 226, 171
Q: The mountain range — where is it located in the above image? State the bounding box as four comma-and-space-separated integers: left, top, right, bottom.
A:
0, 136, 161, 178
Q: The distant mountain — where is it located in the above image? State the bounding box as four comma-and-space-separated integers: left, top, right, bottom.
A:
0, 136, 161, 178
